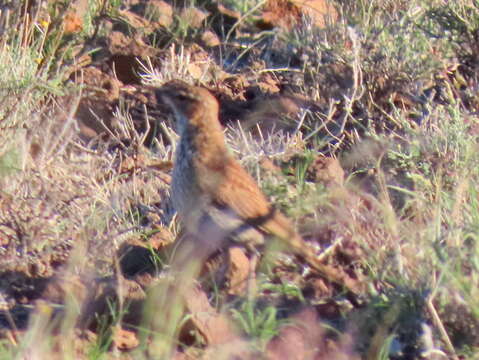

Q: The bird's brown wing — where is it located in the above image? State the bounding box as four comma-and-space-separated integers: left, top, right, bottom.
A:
203, 158, 270, 217
197, 157, 364, 294
198, 158, 295, 239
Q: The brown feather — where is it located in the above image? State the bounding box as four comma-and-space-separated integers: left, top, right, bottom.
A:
158, 81, 363, 294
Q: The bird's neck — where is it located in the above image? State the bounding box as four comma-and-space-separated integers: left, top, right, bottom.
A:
179, 108, 229, 163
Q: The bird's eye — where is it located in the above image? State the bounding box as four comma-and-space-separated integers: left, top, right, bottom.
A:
176, 94, 189, 101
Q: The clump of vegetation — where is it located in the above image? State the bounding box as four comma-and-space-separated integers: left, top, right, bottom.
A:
0, 0, 479, 358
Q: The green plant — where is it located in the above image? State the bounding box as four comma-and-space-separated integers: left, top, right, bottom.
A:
231, 300, 281, 349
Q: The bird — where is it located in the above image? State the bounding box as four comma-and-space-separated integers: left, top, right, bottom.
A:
156, 81, 362, 294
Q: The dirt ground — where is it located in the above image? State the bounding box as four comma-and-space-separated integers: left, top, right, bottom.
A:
1, 0, 479, 358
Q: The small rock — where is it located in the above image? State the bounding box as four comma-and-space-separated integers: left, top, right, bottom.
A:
309, 156, 345, 187
183, 286, 239, 345
257, 73, 281, 94
108, 31, 130, 53
187, 62, 204, 80
215, 4, 241, 20
226, 246, 251, 296
118, 9, 151, 31
260, 157, 281, 173
63, 11, 83, 34
149, 0, 173, 28
113, 325, 139, 351
292, 0, 339, 28
63, 0, 89, 34
201, 30, 221, 47
266, 307, 323, 360
242, 95, 306, 134
258, 0, 338, 30
149, 226, 175, 250
179, 7, 209, 29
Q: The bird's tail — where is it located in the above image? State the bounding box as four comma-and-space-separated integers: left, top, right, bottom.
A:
267, 211, 362, 294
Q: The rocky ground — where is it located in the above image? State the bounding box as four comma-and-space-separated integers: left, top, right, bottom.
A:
0, 0, 479, 358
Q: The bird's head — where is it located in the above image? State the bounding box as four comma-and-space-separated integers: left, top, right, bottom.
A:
156, 81, 220, 133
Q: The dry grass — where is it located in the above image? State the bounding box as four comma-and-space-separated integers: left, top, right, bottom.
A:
0, 0, 479, 358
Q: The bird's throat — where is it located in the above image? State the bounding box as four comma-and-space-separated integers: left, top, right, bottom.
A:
185, 108, 226, 152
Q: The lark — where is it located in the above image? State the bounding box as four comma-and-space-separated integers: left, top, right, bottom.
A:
156, 81, 361, 294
